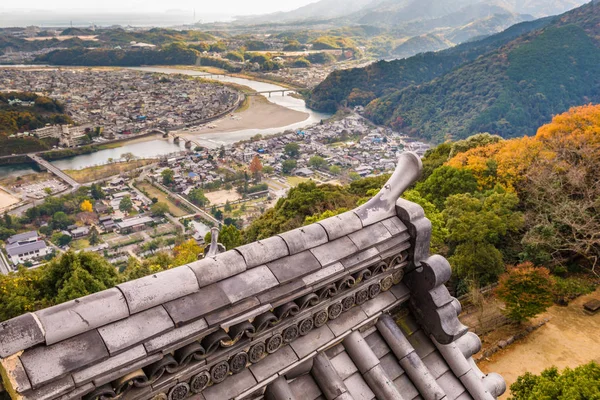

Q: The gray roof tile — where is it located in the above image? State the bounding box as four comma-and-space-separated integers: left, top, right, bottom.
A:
256, 280, 308, 306
361, 291, 397, 317
143, 318, 208, 354
327, 307, 368, 337
344, 372, 375, 400
278, 224, 328, 255
205, 297, 260, 327
329, 351, 358, 380
24, 375, 75, 400
35, 288, 129, 345
1, 355, 31, 393
381, 217, 408, 237
20, 330, 109, 388
393, 373, 419, 400
302, 262, 344, 287
72, 345, 147, 386
0, 313, 45, 358
55, 382, 95, 400
98, 306, 173, 355
267, 251, 322, 284
437, 370, 466, 400
290, 325, 335, 359
118, 266, 199, 314
348, 222, 392, 251
289, 374, 323, 400
318, 211, 363, 241
218, 265, 279, 303
340, 248, 381, 272
235, 236, 289, 268
380, 353, 405, 380
92, 353, 162, 387
203, 369, 257, 400
163, 283, 230, 326
188, 250, 247, 288
364, 331, 391, 359
249, 345, 298, 382
310, 237, 359, 267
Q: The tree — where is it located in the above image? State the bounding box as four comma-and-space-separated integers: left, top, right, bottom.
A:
329, 165, 341, 175
224, 201, 233, 213
89, 227, 100, 246
52, 211, 74, 230
121, 152, 135, 162
80, 200, 93, 213
349, 172, 361, 181
263, 165, 275, 175
282, 159, 297, 175
119, 196, 133, 213
90, 183, 105, 200
151, 202, 169, 216
173, 239, 202, 266
496, 262, 555, 323
189, 188, 209, 207
284, 142, 300, 158
249, 155, 263, 181
416, 166, 479, 209
57, 233, 73, 247
205, 225, 242, 251
308, 155, 327, 170
161, 168, 175, 185
510, 362, 600, 400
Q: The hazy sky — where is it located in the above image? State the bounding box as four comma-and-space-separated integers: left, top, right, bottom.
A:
2, 0, 317, 15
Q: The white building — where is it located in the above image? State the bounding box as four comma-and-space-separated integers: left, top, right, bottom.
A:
5, 231, 52, 266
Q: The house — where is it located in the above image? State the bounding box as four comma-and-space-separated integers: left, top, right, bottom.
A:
70, 227, 90, 239
295, 167, 314, 177
6, 231, 38, 246
116, 215, 155, 234
6, 240, 52, 266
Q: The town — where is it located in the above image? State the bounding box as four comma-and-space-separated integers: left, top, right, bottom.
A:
0, 68, 241, 139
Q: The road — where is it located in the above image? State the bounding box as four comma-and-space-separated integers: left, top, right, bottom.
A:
27, 154, 80, 189
0, 250, 11, 275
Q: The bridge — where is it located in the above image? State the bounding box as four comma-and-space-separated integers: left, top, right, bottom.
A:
247, 89, 296, 97
165, 132, 203, 150
27, 154, 80, 189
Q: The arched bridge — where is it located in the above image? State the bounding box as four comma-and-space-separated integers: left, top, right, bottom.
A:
165, 132, 203, 150
247, 89, 296, 97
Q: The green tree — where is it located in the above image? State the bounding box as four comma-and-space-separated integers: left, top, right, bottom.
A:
89, 227, 100, 246
205, 225, 242, 251
402, 189, 448, 253
57, 233, 73, 247
416, 166, 479, 209
284, 142, 300, 158
329, 165, 341, 175
420, 143, 452, 180
308, 155, 327, 170
224, 201, 233, 213
151, 202, 169, 216
90, 183, 105, 200
119, 196, 133, 213
496, 262, 555, 323
189, 188, 209, 207
52, 211, 74, 230
282, 159, 297, 175
510, 362, 600, 400
161, 168, 175, 185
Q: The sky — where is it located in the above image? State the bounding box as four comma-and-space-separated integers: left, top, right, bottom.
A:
1, 0, 317, 16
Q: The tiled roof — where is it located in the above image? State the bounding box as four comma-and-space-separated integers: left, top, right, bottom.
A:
6, 231, 38, 245
0, 153, 506, 400
5, 240, 47, 257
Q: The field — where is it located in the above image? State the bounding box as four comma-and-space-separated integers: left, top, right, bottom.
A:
479, 288, 600, 398
65, 160, 154, 183
205, 189, 242, 206
0, 188, 19, 210
136, 181, 189, 217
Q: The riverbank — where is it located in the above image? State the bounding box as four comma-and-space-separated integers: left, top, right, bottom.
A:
478, 287, 600, 398
64, 159, 155, 183
177, 95, 308, 138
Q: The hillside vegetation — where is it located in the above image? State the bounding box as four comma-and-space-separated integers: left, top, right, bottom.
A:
309, 2, 600, 142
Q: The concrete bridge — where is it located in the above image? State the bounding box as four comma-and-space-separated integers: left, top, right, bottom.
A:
247, 89, 296, 97
27, 154, 80, 189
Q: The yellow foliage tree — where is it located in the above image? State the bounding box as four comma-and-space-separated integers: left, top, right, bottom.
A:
172, 239, 202, 267
80, 199, 93, 213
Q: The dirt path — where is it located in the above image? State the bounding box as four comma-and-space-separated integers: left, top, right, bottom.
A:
478, 288, 600, 398
0, 188, 19, 209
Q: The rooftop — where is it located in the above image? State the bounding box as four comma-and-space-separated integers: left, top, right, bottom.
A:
0, 153, 505, 400
6, 231, 38, 245
5, 240, 47, 257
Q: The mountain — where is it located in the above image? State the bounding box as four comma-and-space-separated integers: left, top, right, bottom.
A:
392, 34, 453, 58
308, 2, 600, 142
235, 0, 587, 25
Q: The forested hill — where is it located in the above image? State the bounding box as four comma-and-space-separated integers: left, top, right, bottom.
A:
308, 1, 600, 142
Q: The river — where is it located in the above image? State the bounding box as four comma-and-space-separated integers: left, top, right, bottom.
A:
0, 66, 331, 175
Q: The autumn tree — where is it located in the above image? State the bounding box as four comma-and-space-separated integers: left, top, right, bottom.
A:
172, 239, 202, 266
249, 155, 263, 181
80, 199, 93, 213
496, 262, 555, 323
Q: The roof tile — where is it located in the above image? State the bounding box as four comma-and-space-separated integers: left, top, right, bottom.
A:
0, 313, 45, 358
380, 217, 408, 237
72, 345, 147, 386
143, 318, 208, 354
20, 330, 109, 389
218, 265, 279, 303
202, 368, 257, 400
235, 236, 289, 268
278, 224, 328, 255
205, 297, 260, 327
188, 250, 247, 288
98, 306, 173, 355
267, 251, 322, 284
117, 266, 199, 314
310, 237, 359, 267
318, 211, 362, 241
249, 345, 298, 382
35, 288, 129, 345
348, 222, 392, 251
163, 283, 230, 326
